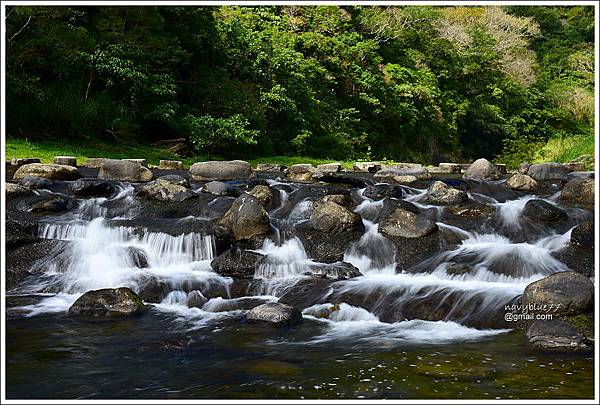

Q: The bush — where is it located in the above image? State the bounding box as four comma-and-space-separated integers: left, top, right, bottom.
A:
182, 114, 259, 156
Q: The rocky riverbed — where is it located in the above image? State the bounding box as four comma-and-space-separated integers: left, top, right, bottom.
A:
4, 158, 596, 399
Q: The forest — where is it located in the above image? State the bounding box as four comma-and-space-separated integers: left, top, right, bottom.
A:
5, 5, 595, 166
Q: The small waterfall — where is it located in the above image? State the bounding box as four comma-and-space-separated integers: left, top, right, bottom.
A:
344, 220, 396, 274
254, 237, 313, 279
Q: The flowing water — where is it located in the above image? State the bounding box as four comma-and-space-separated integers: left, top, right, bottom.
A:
5, 175, 595, 399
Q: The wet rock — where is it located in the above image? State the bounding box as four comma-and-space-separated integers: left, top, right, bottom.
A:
379, 207, 438, 239
249, 185, 274, 209
570, 220, 594, 249
122, 158, 148, 167
560, 177, 594, 205
527, 162, 572, 181
5, 240, 63, 290
519, 163, 531, 174
11, 157, 41, 166
201, 180, 240, 197
446, 200, 493, 217
506, 173, 538, 191
5, 220, 38, 247
374, 167, 431, 183
189, 160, 252, 181
424, 181, 468, 205
13, 163, 80, 181
158, 160, 183, 170
186, 290, 208, 308
553, 221, 594, 278
286, 164, 318, 183
278, 278, 333, 310
446, 263, 474, 275
314, 194, 355, 210
23, 195, 77, 214
438, 163, 461, 174
255, 163, 286, 172
317, 163, 342, 173
309, 262, 362, 280
68, 287, 146, 318
84, 158, 109, 168
564, 171, 594, 181
462, 158, 499, 181
98, 159, 153, 182
210, 247, 263, 279
6, 182, 31, 198
53, 156, 77, 166
70, 178, 118, 198
353, 162, 381, 173
17, 176, 55, 189
363, 184, 404, 200
138, 175, 195, 202
522, 199, 567, 223
312, 172, 371, 188
246, 302, 303, 327
127, 247, 149, 268
310, 201, 364, 234
219, 195, 270, 241
526, 320, 589, 351
203, 296, 272, 312
521, 271, 594, 316
136, 278, 171, 303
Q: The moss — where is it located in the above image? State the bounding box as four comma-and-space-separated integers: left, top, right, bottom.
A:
563, 313, 595, 340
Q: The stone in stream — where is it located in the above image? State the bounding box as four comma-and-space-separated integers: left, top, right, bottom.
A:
379, 207, 438, 239
98, 159, 153, 182
527, 162, 572, 181
210, 247, 264, 279
19, 194, 77, 214
553, 221, 595, 278
521, 199, 567, 223
374, 167, 431, 183
526, 320, 589, 352
423, 181, 468, 205
446, 200, 493, 218
138, 175, 196, 202
84, 157, 109, 168
286, 164, 318, 183
219, 194, 270, 241
248, 185, 275, 210
521, 271, 594, 317
122, 158, 148, 167
308, 262, 362, 280
11, 158, 41, 166
314, 194, 355, 210
68, 287, 147, 318
559, 177, 594, 205
5, 183, 31, 198
158, 159, 183, 170
13, 163, 80, 181
437, 163, 461, 174
462, 158, 500, 181
201, 180, 240, 197
506, 173, 538, 191
311, 172, 372, 188
246, 302, 303, 327
70, 178, 119, 198
17, 176, 56, 190
352, 162, 381, 173
317, 163, 342, 173
186, 290, 208, 308
53, 156, 77, 166
255, 163, 286, 172
362, 184, 404, 200
519, 163, 531, 174
189, 160, 253, 181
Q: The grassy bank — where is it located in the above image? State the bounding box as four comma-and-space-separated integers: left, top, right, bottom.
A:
534, 134, 595, 169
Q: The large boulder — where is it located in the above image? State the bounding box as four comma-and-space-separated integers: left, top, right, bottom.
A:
309, 262, 362, 280
189, 160, 252, 181
446, 200, 494, 218
17, 176, 55, 189
554, 221, 594, 278
307, 201, 363, 235
219, 194, 270, 241
353, 162, 381, 173
527, 162, 572, 181
68, 287, 146, 318
506, 173, 538, 191
248, 185, 274, 209
138, 175, 195, 202
521, 271, 594, 316
70, 178, 118, 198
462, 158, 499, 181
363, 184, 404, 200
286, 164, 318, 183
246, 302, 303, 327
24, 195, 77, 214
560, 177, 594, 205
423, 181, 468, 205
526, 320, 589, 352
374, 167, 431, 184
98, 159, 153, 182
522, 199, 567, 223
84, 158, 109, 168
6, 183, 31, 198
210, 247, 264, 279
314, 194, 355, 210
379, 207, 438, 239
13, 163, 80, 181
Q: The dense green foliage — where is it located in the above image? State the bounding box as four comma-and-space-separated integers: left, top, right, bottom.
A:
5, 5, 595, 165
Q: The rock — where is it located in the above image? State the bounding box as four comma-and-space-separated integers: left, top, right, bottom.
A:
565, 171, 594, 181
24, 195, 77, 214
570, 220, 594, 249
315, 194, 355, 210
363, 184, 404, 200
210, 247, 263, 279
122, 158, 148, 167
559, 177, 594, 205
286, 164, 318, 183
13, 163, 80, 181
527, 162, 572, 181
519, 163, 531, 174
6, 183, 30, 198
521, 271, 594, 316
127, 247, 149, 268
17, 176, 55, 189
317, 163, 342, 173
98, 159, 153, 182
255, 163, 286, 172
506, 173, 538, 191
158, 160, 183, 170
53, 156, 77, 166
565, 162, 585, 172
353, 162, 381, 173
84, 158, 109, 168
309, 262, 362, 280
522, 199, 567, 223
5, 239, 63, 290
553, 221, 594, 278
308, 201, 364, 235
446, 200, 493, 217
246, 302, 303, 326
70, 178, 118, 198
446, 263, 473, 275
437, 163, 461, 174
311, 172, 371, 188
68, 287, 146, 318
138, 175, 195, 202
186, 290, 208, 308
379, 207, 438, 239
526, 320, 589, 351
5, 220, 38, 248
189, 160, 252, 181
219, 195, 270, 241
495, 164, 507, 174
374, 167, 431, 183
249, 185, 274, 209
424, 181, 468, 205
201, 181, 240, 197
203, 297, 271, 312
11, 158, 41, 166
462, 158, 500, 181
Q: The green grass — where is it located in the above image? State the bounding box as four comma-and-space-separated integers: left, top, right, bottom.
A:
534, 133, 595, 169
249, 156, 355, 170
